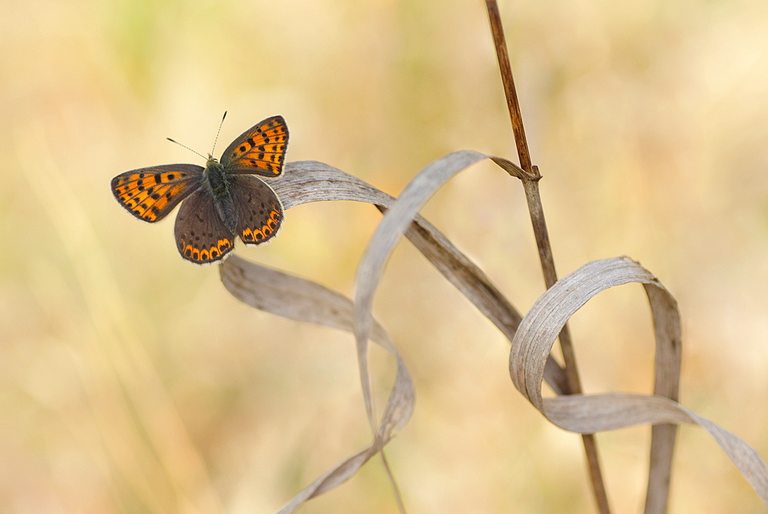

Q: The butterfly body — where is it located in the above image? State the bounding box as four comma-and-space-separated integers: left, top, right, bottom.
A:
111, 115, 289, 264
203, 156, 238, 233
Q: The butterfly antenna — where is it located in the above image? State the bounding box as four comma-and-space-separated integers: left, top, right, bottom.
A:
166, 137, 208, 160
211, 111, 228, 157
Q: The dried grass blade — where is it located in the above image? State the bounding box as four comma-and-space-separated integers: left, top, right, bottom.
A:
509, 256, 768, 507
220, 256, 413, 513
275, 446, 380, 514
221, 255, 395, 349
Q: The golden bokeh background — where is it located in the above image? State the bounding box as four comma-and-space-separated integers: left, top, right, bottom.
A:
2, 0, 768, 512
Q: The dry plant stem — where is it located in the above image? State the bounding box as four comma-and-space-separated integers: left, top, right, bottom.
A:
380, 452, 406, 514
524, 178, 610, 512
484, 0, 532, 172
485, 1, 611, 512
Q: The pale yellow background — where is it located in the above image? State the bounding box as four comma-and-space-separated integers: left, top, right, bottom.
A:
2, 0, 768, 512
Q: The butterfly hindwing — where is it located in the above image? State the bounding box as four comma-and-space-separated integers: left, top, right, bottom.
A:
111, 164, 203, 222
220, 115, 288, 177
174, 189, 236, 263
228, 175, 284, 245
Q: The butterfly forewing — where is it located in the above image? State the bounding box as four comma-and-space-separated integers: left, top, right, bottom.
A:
111, 164, 203, 222
228, 175, 284, 245
174, 189, 237, 263
220, 115, 289, 177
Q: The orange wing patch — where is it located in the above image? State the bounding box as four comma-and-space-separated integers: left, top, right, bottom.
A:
240, 206, 282, 244
222, 116, 289, 176
114, 182, 189, 222
111, 166, 201, 222
112, 169, 193, 189
177, 236, 234, 263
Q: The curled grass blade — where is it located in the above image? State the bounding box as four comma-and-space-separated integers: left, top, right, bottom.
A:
220, 256, 411, 512
509, 256, 768, 509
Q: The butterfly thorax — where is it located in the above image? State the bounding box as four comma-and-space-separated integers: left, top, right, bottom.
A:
204, 157, 238, 233
204, 158, 228, 194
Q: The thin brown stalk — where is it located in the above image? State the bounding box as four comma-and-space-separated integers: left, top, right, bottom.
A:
484, 2, 612, 513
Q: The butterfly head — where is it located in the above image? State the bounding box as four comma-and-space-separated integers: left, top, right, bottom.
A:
204, 155, 225, 180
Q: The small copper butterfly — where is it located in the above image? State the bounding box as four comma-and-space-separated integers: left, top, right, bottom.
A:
111, 114, 288, 264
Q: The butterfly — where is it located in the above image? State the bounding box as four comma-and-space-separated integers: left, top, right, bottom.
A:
111, 115, 288, 264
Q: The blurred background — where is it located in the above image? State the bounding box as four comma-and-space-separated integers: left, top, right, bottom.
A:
2, 0, 768, 512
